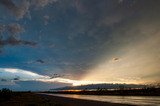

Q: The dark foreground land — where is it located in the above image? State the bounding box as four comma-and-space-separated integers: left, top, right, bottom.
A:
0, 92, 135, 106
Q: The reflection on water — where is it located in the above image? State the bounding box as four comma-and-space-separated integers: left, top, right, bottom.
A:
44, 93, 160, 106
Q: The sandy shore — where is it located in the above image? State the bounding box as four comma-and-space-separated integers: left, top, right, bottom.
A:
0, 92, 136, 106
38, 93, 135, 106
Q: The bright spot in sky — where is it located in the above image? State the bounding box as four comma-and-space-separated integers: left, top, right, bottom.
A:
4, 68, 18, 73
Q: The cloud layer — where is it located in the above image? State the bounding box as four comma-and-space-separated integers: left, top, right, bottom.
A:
0, 68, 105, 86
0, 0, 160, 90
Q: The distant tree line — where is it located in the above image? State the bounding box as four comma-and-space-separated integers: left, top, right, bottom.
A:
50, 87, 160, 96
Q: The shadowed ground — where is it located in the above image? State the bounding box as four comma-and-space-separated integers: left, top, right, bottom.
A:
0, 92, 135, 106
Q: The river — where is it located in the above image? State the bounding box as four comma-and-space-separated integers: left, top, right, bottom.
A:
43, 93, 160, 106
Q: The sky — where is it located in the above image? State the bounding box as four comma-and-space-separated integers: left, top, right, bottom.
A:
0, 0, 160, 91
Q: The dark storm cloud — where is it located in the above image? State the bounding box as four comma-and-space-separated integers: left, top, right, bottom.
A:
0, 0, 30, 19
7, 23, 24, 36
0, 0, 58, 19
0, 23, 36, 52
57, 0, 132, 71
50, 74, 64, 79
0, 23, 24, 37
50, 0, 159, 75
0, 24, 5, 34
36, 59, 44, 63
55, 0, 160, 76
2, 36, 36, 46
13, 76, 20, 81
0, 36, 36, 54
1, 78, 7, 82
30, 0, 57, 8
0, 0, 17, 12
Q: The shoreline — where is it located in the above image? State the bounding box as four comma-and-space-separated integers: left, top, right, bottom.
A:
38, 93, 136, 106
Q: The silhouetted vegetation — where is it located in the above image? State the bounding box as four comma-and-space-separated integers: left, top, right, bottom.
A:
49, 83, 160, 96
52, 83, 147, 91
0, 88, 12, 101
48, 87, 160, 96
0, 89, 63, 106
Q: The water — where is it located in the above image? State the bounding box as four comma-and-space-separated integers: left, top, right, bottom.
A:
43, 93, 160, 106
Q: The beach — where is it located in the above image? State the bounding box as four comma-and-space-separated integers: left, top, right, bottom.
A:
0, 92, 135, 106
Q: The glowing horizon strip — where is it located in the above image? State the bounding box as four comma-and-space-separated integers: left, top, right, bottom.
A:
0, 68, 145, 86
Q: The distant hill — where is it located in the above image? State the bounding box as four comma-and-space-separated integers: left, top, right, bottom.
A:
51, 83, 147, 91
